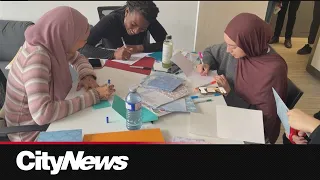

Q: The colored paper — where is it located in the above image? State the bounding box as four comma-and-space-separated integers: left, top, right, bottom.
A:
83, 128, 165, 142
148, 51, 162, 62
112, 95, 159, 123
272, 87, 290, 134
37, 129, 82, 142
156, 98, 187, 112
92, 100, 111, 110
105, 57, 155, 75
146, 74, 184, 92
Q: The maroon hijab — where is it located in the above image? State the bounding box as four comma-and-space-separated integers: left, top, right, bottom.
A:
224, 13, 288, 144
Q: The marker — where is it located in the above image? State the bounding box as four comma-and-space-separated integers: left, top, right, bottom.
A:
108, 79, 111, 85
106, 117, 109, 123
202, 81, 216, 87
130, 66, 152, 70
190, 95, 212, 99
194, 99, 213, 104
198, 52, 205, 73
121, 37, 127, 48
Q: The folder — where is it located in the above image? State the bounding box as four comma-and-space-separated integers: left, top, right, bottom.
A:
105, 57, 155, 75
83, 128, 165, 143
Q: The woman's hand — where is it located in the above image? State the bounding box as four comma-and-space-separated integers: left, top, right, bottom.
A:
288, 109, 320, 133
124, 45, 144, 54
215, 75, 231, 94
286, 131, 308, 144
196, 64, 210, 76
95, 84, 116, 100
114, 47, 133, 60
77, 75, 99, 91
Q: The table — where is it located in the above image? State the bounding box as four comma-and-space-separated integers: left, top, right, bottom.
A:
46, 67, 244, 144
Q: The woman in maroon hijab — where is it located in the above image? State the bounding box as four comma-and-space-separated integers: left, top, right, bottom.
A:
197, 13, 288, 144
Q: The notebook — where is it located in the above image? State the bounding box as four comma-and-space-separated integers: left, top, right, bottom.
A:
36, 129, 82, 142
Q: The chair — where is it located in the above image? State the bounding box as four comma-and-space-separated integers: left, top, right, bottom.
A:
96, 6, 151, 47
285, 78, 304, 109
0, 69, 49, 142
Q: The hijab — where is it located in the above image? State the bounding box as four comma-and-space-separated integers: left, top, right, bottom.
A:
24, 6, 90, 100
224, 13, 288, 144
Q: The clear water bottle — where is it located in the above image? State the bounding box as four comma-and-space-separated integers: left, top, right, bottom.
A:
162, 35, 173, 68
125, 87, 142, 130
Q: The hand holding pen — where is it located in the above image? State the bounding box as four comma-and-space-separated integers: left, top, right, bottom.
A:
196, 52, 210, 76
113, 37, 133, 60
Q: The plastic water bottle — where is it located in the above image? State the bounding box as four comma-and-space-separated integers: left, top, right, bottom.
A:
162, 35, 173, 68
125, 87, 142, 130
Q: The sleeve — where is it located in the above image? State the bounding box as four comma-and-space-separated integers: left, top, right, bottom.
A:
309, 125, 320, 144
82, 15, 117, 59
79, 44, 115, 59
202, 44, 221, 69
143, 19, 168, 52
68, 51, 96, 80
23, 53, 100, 126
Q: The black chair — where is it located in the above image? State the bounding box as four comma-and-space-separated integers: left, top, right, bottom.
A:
0, 69, 49, 142
285, 78, 304, 109
96, 6, 151, 47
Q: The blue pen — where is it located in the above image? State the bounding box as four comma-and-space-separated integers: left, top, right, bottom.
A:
108, 79, 111, 85
106, 117, 109, 123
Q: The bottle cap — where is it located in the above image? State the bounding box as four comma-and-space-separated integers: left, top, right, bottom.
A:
166, 35, 172, 40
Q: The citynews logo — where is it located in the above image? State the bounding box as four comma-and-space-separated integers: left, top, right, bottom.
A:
16, 151, 129, 175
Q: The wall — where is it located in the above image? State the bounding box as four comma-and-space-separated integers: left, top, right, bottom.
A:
311, 35, 320, 71
0, 1, 198, 51
194, 1, 268, 51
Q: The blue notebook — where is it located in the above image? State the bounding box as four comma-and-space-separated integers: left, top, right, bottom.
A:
37, 129, 82, 142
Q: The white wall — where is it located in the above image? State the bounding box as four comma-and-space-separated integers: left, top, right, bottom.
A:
195, 1, 268, 51
311, 37, 320, 71
0, 1, 198, 51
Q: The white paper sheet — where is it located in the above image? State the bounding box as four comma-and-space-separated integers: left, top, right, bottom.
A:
215, 105, 265, 144
188, 112, 218, 138
171, 136, 208, 144
111, 53, 151, 65
171, 52, 216, 87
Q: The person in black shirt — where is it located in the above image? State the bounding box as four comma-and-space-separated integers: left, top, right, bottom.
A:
80, 1, 167, 60
287, 109, 320, 144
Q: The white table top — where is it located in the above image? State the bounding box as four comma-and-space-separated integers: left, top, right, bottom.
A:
47, 67, 244, 144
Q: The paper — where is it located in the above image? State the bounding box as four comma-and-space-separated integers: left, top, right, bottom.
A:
37, 129, 82, 142
153, 62, 169, 72
105, 56, 154, 75
185, 97, 197, 112
189, 112, 217, 138
272, 87, 290, 134
111, 53, 150, 65
156, 98, 187, 112
92, 100, 111, 110
148, 51, 162, 62
146, 74, 184, 92
215, 105, 265, 144
171, 52, 216, 87
171, 136, 208, 144
112, 95, 159, 123
139, 89, 174, 108
83, 128, 165, 142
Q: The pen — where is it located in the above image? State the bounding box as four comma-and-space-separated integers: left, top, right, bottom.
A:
108, 79, 111, 85
194, 99, 213, 104
130, 66, 152, 70
198, 52, 203, 64
121, 37, 127, 48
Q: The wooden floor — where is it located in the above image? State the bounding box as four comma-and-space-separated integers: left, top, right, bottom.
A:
271, 37, 320, 144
